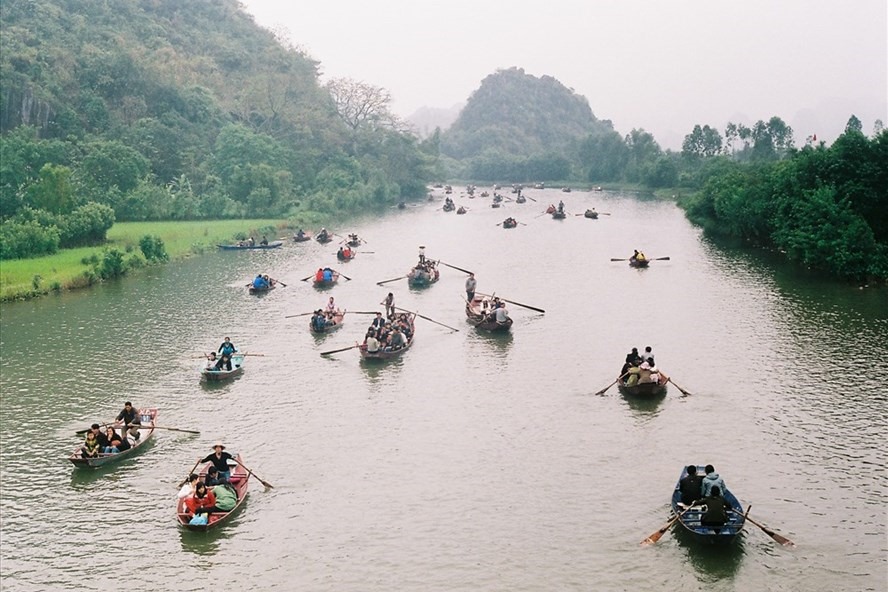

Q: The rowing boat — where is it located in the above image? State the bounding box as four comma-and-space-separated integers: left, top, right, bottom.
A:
407, 265, 439, 287
313, 271, 340, 288
68, 408, 158, 468
337, 250, 356, 261
310, 310, 345, 334
502, 218, 518, 229
457, 207, 467, 214
315, 233, 333, 244
359, 314, 416, 360
617, 375, 667, 397
629, 257, 650, 268
465, 296, 513, 332
293, 234, 311, 243
176, 454, 250, 531
218, 241, 283, 250
248, 282, 276, 295
671, 465, 745, 544
551, 210, 567, 219
584, 209, 599, 219
200, 353, 245, 381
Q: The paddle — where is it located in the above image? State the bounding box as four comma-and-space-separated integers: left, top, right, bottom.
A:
439, 261, 473, 275
394, 306, 460, 332
666, 376, 692, 396
526, 195, 537, 202
732, 510, 794, 546
377, 275, 406, 286
476, 292, 545, 314
233, 458, 274, 489
320, 344, 360, 356
178, 459, 202, 488
75, 423, 109, 435
270, 278, 287, 287
641, 508, 691, 545
285, 312, 314, 318
358, 251, 375, 254
241, 353, 265, 357
149, 425, 200, 434
593, 372, 629, 396
349, 311, 381, 315
300, 274, 315, 281
334, 269, 352, 281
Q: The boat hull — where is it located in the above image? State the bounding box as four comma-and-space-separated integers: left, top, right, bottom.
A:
177, 454, 250, 531
69, 409, 158, 468
671, 466, 745, 544
310, 312, 345, 334
617, 380, 667, 397
200, 354, 245, 381
407, 267, 439, 287
218, 241, 283, 250
465, 297, 513, 332
248, 284, 275, 295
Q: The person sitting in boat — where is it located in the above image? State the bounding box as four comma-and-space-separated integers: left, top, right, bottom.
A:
199, 443, 235, 482
371, 312, 385, 331
389, 327, 406, 351
701, 465, 727, 498
337, 247, 345, 259
114, 402, 141, 442
211, 481, 239, 513
260, 236, 268, 246
318, 228, 328, 241
495, 303, 510, 325
625, 347, 641, 365
699, 486, 731, 528
364, 330, 380, 354
103, 426, 122, 454
315, 268, 324, 282
81, 430, 101, 459
649, 364, 661, 385
214, 353, 234, 372
642, 346, 654, 365
178, 473, 200, 500
252, 274, 269, 290
678, 465, 704, 505
204, 465, 229, 486
311, 310, 327, 332
624, 361, 642, 386
247, 237, 255, 246
325, 297, 336, 313
185, 482, 216, 518
342, 246, 352, 258
322, 267, 333, 282
637, 360, 654, 383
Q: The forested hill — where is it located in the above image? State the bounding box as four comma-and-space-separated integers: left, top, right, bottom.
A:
439, 67, 614, 180
1, 0, 432, 244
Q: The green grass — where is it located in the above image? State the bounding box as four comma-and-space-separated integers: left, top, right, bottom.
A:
1, 219, 287, 301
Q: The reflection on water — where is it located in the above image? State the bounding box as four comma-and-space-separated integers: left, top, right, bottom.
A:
674, 528, 746, 582
621, 391, 667, 415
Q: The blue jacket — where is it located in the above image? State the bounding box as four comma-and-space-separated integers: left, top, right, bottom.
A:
323, 269, 333, 281
701, 472, 726, 497
253, 276, 268, 289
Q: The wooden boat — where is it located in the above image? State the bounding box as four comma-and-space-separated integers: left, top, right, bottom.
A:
444, 185, 452, 194
502, 218, 518, 229
593, 186, 603, 192
491, 202, 501, 208
200, 353, 245, 381
515, 195, 527, 204
407, 265, 439, 287
480, 191, 489, 197
456, 206, 467, 215
336, 249, 356, 262
671, 465, 745, 544
345, 235, 363, 248
218, 241, 283, 250
442, 202, 456, 212
397, 202, 407, 209
562, 187, 572, 192
551, 210, 567, 219
248, 281, 276, 295
315, 232, 333, 244
176, 454, 250, 531
465, 296, 513, 332
617, 374, 667, 397
313, 271, 340, 288
69, 408, 158, 468
310, 310, 344, 334
584, 209, 599, 219
629, 257, 650, 268
359, 314, 416, 360
293, 233, 311, 243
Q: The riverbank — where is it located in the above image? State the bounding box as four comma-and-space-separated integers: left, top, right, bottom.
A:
0, 219, 287, 301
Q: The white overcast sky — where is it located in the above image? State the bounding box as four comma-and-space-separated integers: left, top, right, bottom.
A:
240, 0, 887, 149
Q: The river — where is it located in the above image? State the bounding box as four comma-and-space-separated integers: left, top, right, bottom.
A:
1, 188, 886, 592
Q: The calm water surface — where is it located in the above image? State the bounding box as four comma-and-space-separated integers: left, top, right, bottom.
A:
1, 188, 886, 592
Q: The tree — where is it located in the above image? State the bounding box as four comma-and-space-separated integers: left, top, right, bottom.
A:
326, 78, 400, 132
682, 124, 723, 158
845, 114, 863, 134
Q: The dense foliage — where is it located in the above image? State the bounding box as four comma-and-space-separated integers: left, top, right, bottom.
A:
682, 127, 888, 281
0, 0, 433, 259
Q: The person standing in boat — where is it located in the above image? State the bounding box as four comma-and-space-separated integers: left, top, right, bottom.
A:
381, 292, 395, 319
114, 402, 142, 442
465, 273, 477, 302
198, 443, 236, 482
326, 296, 337, 313
678, 465, 703, 505
701, 465, 727, 497
215, 337, 238, 371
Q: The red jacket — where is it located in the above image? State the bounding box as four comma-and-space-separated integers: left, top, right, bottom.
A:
185, 490, 216, 514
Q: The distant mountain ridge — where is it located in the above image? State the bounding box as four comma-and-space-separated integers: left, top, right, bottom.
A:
406, 103, 463, 137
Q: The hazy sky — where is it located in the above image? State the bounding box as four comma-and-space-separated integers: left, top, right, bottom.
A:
241, 0, 887, 149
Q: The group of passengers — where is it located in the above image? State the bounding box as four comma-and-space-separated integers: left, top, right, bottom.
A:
80, 402, 144, 458
479, 297, 510, 325
178, 443, 240, 524
310, 297, 341, 331
677, 464, 732, 527
619, 346, 663, 386
252, 273, 276, 290
443, 196, 455, 210
314, 267, 335, 283
205, 336, 238, 372
414, 247, 438, 276
337, 246, 354, 260
362, 312, 413, 353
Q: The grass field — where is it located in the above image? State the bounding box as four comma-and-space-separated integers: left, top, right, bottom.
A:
0, 219, 287, 301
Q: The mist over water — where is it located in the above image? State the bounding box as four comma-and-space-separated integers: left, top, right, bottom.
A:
1, 188, 886, 591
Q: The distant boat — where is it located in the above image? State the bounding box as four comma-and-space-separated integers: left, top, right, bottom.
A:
200, 353, 245, 381
584, 209, 599, 219
218, 241, 283, 250
68, 409, 158, 468
465, 296, 513, 332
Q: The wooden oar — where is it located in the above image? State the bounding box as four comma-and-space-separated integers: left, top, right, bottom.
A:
178, 459, 202, 488
377, 275, 406, 286
358, 251, 375, 254
349, 311, 381, 315
233, 458, 274, 489
149, 425, 200, 435
242, 353, 265, 357
666, 376, 692, 396
394, 306, 460, 332
270, 278, 287, 287
593, 372, 629, 396
641, 508, 690, 545
610, 258, 630, 261
653, 256, 670, 261
476, 293, 545, 314
732, 510, 794, 546
285, 312, 314, 318
333, 269, 352, 281
320, 344, 360, 356
300, 274, 315, 281
439, 261, 473, 275
526, 195, 537, 202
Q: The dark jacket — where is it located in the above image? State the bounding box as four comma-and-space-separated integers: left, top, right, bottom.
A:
679, 473, 704, 505
700, 494, 730, 525
201, 451, 235, 473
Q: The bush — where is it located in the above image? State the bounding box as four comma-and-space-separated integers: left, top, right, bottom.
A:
138, 235, 169, 262
97, 249, 127, 279
0, 219, 61, 259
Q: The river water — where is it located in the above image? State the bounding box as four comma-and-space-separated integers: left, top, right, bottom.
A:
1, 188, 886, 592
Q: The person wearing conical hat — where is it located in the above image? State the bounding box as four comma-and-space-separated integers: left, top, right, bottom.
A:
198, 442, 235, 482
